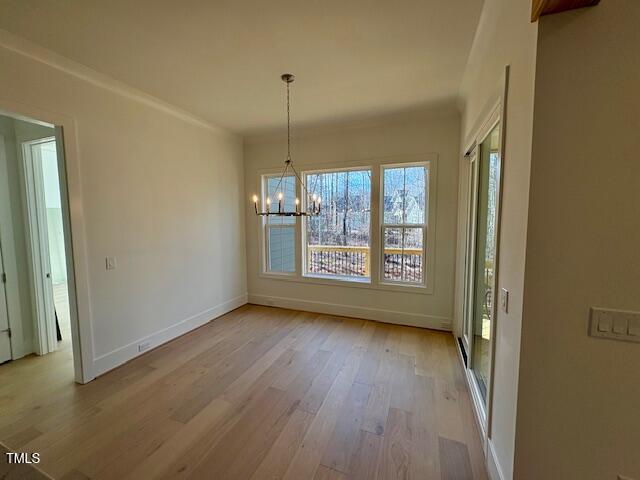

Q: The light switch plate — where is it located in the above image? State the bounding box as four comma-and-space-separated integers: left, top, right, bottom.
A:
590, 307, 640, 344
105, 257, 117, 270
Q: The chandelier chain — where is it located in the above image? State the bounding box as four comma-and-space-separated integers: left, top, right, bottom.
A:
287, 79, 291, 162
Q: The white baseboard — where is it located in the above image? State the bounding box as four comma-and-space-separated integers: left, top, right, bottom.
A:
92, 293, 247, 377
487, 438, 506, 480
247, 293, 451, 331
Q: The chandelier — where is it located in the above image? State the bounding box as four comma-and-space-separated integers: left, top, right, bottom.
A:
252, 74, 321, 217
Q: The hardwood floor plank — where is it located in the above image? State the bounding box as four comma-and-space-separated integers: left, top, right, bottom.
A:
435, 378, 466, 442
188, 386, 286, 478
0, 443, 51, 480
162, 386, 285, 480
410, 374, 440, 479
321, 318, 365, 352
313, 465, 348, 480
389, 354, 415, 412
375, 407, 412, 480
90, 417, 184, 479
455, 387, 488, 480
320, 381, 371, 473
439, 436, 474, 480
282, 347, 365, 480
298, 321, 362, 415
59, 469, 91, 480
249, 408, 314, 480
361, 327, 399, 436
416, 332, 451, 379
4, 426, 42, 450
354, 324, 389, 386
222, 348, 298, 406
221, 314, 330, 403
122, 398, 232, 480
347, 429, 383, 480
218, 350, 333, 480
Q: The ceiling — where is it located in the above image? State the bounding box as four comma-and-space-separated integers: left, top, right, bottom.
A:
0, 0, 483, 136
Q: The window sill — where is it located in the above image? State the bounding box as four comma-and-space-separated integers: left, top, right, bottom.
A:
258, 271, 433, 295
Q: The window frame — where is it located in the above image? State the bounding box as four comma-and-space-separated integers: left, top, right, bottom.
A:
301, 165, 374, 283
256, 155, 436, 295
379, 161, 429, 288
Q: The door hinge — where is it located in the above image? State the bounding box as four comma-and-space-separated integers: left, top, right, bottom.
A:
1, 272, 6, 283
1, 328, 10, 338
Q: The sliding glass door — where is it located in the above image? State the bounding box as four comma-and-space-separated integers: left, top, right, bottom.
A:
463, 121, 501, 408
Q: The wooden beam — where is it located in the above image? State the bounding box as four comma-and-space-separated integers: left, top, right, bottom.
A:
532, 0, 600, 22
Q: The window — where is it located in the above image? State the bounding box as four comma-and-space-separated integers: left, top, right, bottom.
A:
304, 169, 371, 280
381, 164, 427, 284
259, 159, 432, 290
263, 175, 296, 273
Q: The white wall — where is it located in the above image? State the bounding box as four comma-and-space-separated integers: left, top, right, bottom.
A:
245, 112, 460, 329
0, 31, 246, 379
514, 2, 640, 479
455, 0, 538, 478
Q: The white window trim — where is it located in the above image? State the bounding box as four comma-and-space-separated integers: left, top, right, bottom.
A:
255, 154, 437, 295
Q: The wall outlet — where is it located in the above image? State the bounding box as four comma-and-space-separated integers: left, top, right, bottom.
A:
105, 257, 117, 270
138, 341, 151, 352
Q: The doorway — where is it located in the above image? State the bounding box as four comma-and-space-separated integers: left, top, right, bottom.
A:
23, 137, 71, 355
0, 113, 75, 373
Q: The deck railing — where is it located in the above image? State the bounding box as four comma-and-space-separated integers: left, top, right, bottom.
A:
307, 245, 423, 282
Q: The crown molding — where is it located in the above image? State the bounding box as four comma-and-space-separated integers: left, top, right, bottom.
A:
0, 29, 237, 139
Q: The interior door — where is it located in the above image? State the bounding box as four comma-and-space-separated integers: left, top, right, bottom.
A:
0, 235, 12, 363
24, 139, 58, 354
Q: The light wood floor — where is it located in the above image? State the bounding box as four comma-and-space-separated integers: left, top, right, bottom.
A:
0, 305, 487, 480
